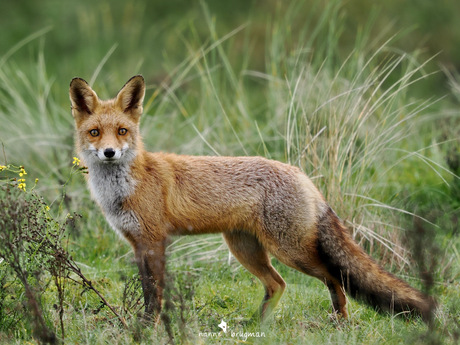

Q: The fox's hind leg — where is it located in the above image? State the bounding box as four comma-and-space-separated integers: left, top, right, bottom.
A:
289, 248, 348, 318
223, 230, 286, 321
325, 279, 348, 318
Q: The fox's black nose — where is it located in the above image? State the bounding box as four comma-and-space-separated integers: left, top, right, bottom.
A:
104, 148, 116, 158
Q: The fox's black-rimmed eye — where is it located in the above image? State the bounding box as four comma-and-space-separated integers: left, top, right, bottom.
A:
118, 128, 128, 135
89, 129, 99, 137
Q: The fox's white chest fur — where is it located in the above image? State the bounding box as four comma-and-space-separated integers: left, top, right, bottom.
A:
87, 162, 140, 236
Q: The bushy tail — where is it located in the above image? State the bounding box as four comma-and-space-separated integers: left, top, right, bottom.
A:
317, 206, 435, 322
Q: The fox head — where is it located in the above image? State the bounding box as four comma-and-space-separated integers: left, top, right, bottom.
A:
69, 75, 145, 166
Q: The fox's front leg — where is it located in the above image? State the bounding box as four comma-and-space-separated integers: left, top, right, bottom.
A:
134, 239, 166, 321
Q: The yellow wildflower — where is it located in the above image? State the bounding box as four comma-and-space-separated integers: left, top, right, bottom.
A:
18, 182, 26, 191
72, 157, 81, 166
19, 167, 27, 177
45, 206, 50, 211
0, 165, 6, 171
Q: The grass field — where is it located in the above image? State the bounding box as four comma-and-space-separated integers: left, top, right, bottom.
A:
0, 0, 459, 344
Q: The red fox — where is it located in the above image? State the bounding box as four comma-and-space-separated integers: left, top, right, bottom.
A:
70, 75, 435, 323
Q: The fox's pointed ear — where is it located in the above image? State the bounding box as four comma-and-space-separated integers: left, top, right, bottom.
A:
69, 78, 99, 116
116, 75, 145, 118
